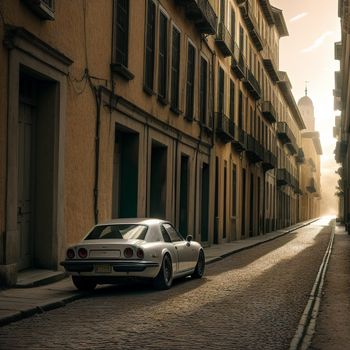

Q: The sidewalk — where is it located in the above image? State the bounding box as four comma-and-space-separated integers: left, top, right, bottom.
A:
310, 224, 350, 349
0, 219, 317, 327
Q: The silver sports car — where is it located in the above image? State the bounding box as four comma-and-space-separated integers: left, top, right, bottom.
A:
60, 218, 205, 290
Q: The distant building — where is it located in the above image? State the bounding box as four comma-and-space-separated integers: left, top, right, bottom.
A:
334, 0, 350, 228
0, 0, 320, 286
298, 92, 322, 220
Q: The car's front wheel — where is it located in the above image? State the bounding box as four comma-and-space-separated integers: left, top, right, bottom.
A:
192, 250, 205, 279
153, 254, 173, 290
72, 276, 97, 291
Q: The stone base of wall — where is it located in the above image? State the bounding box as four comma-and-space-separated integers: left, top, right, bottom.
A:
0, 264, 17, 287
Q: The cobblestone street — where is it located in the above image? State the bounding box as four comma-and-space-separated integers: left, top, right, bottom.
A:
0, 221, 332, 350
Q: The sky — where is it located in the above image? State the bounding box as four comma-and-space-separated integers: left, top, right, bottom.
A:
271, 0, 340, 215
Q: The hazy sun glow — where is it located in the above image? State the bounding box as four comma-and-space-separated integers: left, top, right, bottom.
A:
272, 0, 340, 216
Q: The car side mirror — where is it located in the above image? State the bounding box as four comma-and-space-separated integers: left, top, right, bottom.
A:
186, 235, 193, 242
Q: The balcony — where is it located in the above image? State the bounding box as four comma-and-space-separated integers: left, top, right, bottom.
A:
335, 41, 342, 60
306, 178, 316, 193
243, 68, 261, 100
277, 122, 295, 145
258, 0, 275, 25
246, 135, 264, 163
232, 125, 247, 152
262, 46, 279, 82
335, 140, 348, 163
295, 148, 305, 163
231, 44, 247, 79
201, 113, 214, 134
261, 101, 277, 123
239, 1, 264, 51
277, 168, 290, 186
335, 71, 342, 91
177, 0, 217, 35
215, 22, 234, 57
215, 112, 234, 143
262, 149, 277, 171
286, 140, 297, 155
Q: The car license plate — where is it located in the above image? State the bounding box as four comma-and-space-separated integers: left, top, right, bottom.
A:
95, 264, 111, 273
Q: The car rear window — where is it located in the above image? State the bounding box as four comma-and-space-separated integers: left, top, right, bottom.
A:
85, 224, 148, 240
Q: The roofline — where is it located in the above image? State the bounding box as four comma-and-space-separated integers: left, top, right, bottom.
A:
277, 71, 306, 130
271, 6, 289, 37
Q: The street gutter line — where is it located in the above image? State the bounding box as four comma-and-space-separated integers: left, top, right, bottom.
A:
289, 222, 335, 350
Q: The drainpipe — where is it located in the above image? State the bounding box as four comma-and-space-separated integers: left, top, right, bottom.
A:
90, 82, 102, 224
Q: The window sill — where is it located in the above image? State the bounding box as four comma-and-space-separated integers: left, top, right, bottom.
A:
22, 0, 55, 20
170, 105, 181, 115
184, 115, 194, 122
143, 85, 155, 96
111, 63, 135, 80
157, 95, 168, 106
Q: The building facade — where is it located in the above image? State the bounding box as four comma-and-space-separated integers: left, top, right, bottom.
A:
298, 93, 322, 220
0, 0, 320, 286
334, 0, 350, 228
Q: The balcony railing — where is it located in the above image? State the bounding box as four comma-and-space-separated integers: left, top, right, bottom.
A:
277, 122, 295, 145
262, 149, 277, 171
286, 141, 297, 155
246, 135, 263, 163
243, 68, 261, 100
232, 124, 247, 152
231, 44, 246, 79
277, 168, 290, 186
258, 0, 275, 25
335, 41, 342, 60
177, 0, 217, 35
295, 148, 305, 163
262, 45, 279, 82
215, 112, 234, 143
306, 177, 316, 193
335, 71, 342, 91
261, 101, 277, 123
215, 22, 234, 57
239, 1, 264, 51
335, 140, 348, 163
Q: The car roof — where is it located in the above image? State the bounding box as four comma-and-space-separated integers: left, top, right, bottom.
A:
98, 218, 168, 226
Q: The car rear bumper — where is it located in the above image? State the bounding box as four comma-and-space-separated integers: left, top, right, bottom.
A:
60, 260, 160, 273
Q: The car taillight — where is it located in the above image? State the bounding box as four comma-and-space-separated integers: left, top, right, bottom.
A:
67, 249, 75, 259
78, 248, 88, 259
124, 247, 133, 258
136, 248, 144, 259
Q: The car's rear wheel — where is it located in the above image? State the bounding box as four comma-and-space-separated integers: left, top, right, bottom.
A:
72, 276, 97, 291
192, 250, 205, 279
153, 254, 173, 290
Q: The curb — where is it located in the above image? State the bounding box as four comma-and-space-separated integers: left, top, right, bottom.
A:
205, 218, 319, 265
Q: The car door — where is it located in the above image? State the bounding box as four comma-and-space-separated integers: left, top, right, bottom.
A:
163, 223, 193, 273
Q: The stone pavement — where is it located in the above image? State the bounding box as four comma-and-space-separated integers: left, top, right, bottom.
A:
0, 219, 317, 328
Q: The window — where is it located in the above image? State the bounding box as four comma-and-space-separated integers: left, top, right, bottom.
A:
232, 164, 237, 217
218, 67, 225, 113
170, 26, 181, 113
112, 0, 134, 80
229, 79, 235, 121
230, 7, 236, 39
185, 42, 196, 121
144, 0, 156, 93
199, 57, 208, 124
158, 12, 168, 101
115, 0, 129, 67
162, 223, 183, 242
238, 91, 243, 128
